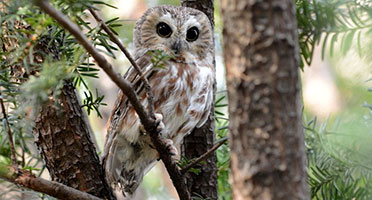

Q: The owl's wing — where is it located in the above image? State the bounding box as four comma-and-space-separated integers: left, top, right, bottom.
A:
195, 106, 211, 128
102, 53, 154, 163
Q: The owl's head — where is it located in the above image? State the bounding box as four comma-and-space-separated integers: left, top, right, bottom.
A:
134, 5, 213, 62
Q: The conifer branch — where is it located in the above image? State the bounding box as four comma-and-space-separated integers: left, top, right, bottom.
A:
88, 8, 155, 118
0, 95, 18, 168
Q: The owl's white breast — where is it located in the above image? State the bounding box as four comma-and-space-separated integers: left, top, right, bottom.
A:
152, 58, 214, 145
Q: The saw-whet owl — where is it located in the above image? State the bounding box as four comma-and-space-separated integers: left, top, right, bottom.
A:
102, 5, 214, 196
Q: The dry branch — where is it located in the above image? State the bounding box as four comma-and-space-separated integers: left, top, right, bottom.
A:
0, 165, 102, 200
88, 8, 155, 117
181, 137, 228, 174
33, 0, 190, 199
33, 0, 152, 128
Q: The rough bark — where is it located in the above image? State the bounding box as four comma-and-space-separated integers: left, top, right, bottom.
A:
33, 80, 114, 199
221, 0, 310, 200
0, 22, 115, 198
180, 1, 218, 199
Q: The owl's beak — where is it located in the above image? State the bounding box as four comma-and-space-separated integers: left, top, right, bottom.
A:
171, 41, 181, 55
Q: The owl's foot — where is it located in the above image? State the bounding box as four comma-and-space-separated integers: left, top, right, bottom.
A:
139, 113, 165, 135
154, 113, 165, 133
161, 138, 178, 156
154, 114, 177, 156
140, 113, 177, 157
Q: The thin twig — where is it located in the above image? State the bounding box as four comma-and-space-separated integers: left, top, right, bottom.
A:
33, 0, 153, 128
88, 8, 155, 118
181, 137, 228, 174
0, 165, 103, 200
0, 94, 17, 168
33, 1, 190, 199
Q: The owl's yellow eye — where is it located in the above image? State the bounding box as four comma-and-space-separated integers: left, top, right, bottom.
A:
186, 27, 199, 42
156, 22, 172, 38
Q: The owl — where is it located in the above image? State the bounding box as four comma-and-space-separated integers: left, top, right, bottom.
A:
102, 5, 214, 196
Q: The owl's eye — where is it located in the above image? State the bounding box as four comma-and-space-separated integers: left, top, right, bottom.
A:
186, 27, 199, 42
156, 22, 172, 38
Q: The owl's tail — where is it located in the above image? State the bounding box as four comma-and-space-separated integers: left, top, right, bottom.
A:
102, 137, 158, 197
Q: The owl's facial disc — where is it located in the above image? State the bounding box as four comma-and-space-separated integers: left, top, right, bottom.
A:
134, 6, 213, 61
153, 12, 204, 58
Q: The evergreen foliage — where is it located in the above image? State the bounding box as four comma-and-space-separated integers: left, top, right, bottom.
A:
297, 0, 372, 68
296, 1, 372, 198
305, 116, 372, 199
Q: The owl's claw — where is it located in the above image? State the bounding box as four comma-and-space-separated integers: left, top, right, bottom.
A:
154, 113, 177, 155
139, 113, 164, 136
162, 138, 178, 156
154, 113, 165, 134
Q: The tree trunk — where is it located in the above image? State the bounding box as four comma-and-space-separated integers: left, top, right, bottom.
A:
31, 38, 114, 199
180, 1, 218, 199
33, 80, 114, 199
221, 1, 310, 199
1, 29, 115, 198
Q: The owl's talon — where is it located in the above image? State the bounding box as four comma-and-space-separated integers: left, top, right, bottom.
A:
154, 113, 165, 133
154, 114, 177, 156
139, 113, 164, 136
162, 138, 178, 156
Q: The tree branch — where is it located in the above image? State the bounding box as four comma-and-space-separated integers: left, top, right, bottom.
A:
0, 95, 17, 168
181, 137, 228, 174
33, 1, 190, 199
0, 165, 103, 200
33, 0, 153, 128
88, 8, 155, 117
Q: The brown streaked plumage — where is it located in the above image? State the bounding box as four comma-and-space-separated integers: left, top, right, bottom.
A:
102, 5, 214, 197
